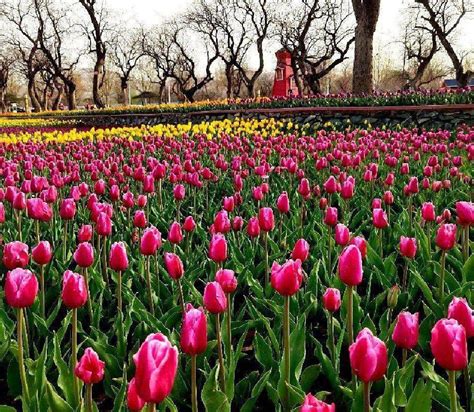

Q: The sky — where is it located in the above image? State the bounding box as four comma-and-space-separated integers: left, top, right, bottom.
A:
106, 0, 474, 72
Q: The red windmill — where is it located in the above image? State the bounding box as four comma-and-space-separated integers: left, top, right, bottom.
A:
271, 49, 298, 98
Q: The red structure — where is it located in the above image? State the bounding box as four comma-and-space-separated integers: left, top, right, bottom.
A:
272, 49, 297, 97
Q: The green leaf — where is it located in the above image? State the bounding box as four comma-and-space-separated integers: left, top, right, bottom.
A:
300, 364, 321, 393
45, 381, 73, 412
463, 253, 474, 282
405, 379, 432, 412
201, 366, 230, 412
0, 406, 18, 412
375, 377, 396, 412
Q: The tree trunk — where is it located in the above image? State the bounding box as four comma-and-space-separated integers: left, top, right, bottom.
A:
291, 57, 304, 96
66, 82, 76, 110
93, 56, 105, 108
246, 81, 255, 98
0, 88, 6, 112
352, 22, 374, 93
225, 64, 233, 99
120, 77, 129, 105
27, 78, 42, 112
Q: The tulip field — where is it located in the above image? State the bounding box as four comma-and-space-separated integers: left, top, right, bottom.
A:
0, 117, 473, 412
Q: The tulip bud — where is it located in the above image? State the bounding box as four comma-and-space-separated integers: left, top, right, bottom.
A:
373, 208, 388, 229
324, 207, 338, 227
96, 212, 112, 237
78, 224, 93, 242
109, 242, 128, 272
421, 202, 436, 222
387, 285, 400, 309
277, 192, 290, 214
399, 236, 417, 259
61, 270, 88, 309
215, 268, 237, 294
258, 207, 275, 232
300, 393, 335, 412
349, 328, 388, 382
322, 288, 341, 312
74, 242, 94, 268
431, 318, 468, 371
32, 241, 52, 266
271, 259, 303, 296
133, 210, 147, 229
247, 217, 260, 238
338, 245, 363, 286
392, 312, 419, 349
164, 252, 184, 280
203, 281, 227, 313
335, 223, 350, 246
456, 201, 474, 226
435, 223, 457, 250
3, 241, 29, 270
291, 238, 310, 262
168, 222, 183, 244
140, 227, 162, 256
74, 348, 105, 384
448, 297, 474, 338
60, 198, 76, 220
5, 268, 38, 308
181, 304, 208, 355
209, 233, 228, 263
127, 378, 145, 412
183, 216, 196, 232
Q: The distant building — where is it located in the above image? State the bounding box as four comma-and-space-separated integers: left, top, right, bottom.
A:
272, 49, 298, 97
443, 78, 474, 88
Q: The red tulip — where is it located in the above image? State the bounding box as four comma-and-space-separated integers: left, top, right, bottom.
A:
59, 198, 76, 220
291, 238, 310, 262
277, 192, 290, 213
13, 192, 26, 210
26, 198, 52, 221
338, 245, 363, 286
0, 202, 5, 223
372, 208, 388, 229
209, 233, 228, 263
324, 176, 338, 194
132, 333, 178, 404
183, 216, 196, 232
435, 223, 457, 250
168, 222, 183, 244
214, 210, 231, 234
3, 241, 29, 270
383, 191, 394, 205
349, 236, 367, 259
456, 201, 474, 226
109, 242, 128, 272
298, 178, 311, 199
232, 216, 244, 231
203, 281, 227, 314
127, 378, 145, 412
78, 224, 93, 242
349, 328, 388, 382
32, 241, 52, 266
173, 184, 185, 201
247, 217, 260, 238
215, 268, 237, 293
74, 347, 105, 384
392, 312, 419, 349
421, 202, 436, 222
223, 196, 235, 212
258, 207, 275, 232
140, 227, 162, 256
334, 224, 349, 246
300, 393, 335, 412
180, 304, 208, 355
271, 259, 303, 296
322, 288, 341, 312
61, 270, 88, 309
399, 236, 417, 259
133, 210, 147, 229
324, 207, 338, 227
164, 252, 184, 280
74, 242, 94, 268
448, 297, 474, 338
341, 180, 355, 200
96, 212, 112, 237
4, 268, 38, 308
431, 318, 468, 371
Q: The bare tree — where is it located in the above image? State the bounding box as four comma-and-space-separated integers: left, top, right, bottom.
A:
351, 0, 381, 93
415, 0, 473, 86
109, 28, 143, 105
276, 0, 354, 95
78, 0, 109, 108
0, 47, 16, 112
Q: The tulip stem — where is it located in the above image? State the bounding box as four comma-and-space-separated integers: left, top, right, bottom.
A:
463, 366, 471, 412
283, 295, 291, 412
86, 383, 93, 412
63, 221, 68, 260
158, 180, 163, 210
83, 268, 93, 322
191, 355, 198, 412
102, 236, 108, 287
226, 293, 232, 354
449, 370, 457, 412
426, 222, 431, 254
35, 220, 40, 243
147, 403, 156, 412
17, 210, 22, 241
17, 308, 30, 403
177, 278, 186, 316
439, 250, 447, 301
462, 226, 469, 264
379, 229, 383, 259
328, 312, 335, 365
40, 265, 45, 318
402, 349, 407, 367
117, 270, 123, 313
347, 286, 354, 344
402, 259, 409, 291
264, 231, 269, 289
71, 308, 79, 406
363, 381, 371, 412
328, 226, 332, 276
216, 313, 226, 392
146, 256, 154, 315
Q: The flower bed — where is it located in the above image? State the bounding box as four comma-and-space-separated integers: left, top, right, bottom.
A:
0, 121, 473, 411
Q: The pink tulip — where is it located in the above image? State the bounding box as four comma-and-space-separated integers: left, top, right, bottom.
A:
4, 268, 38, 308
